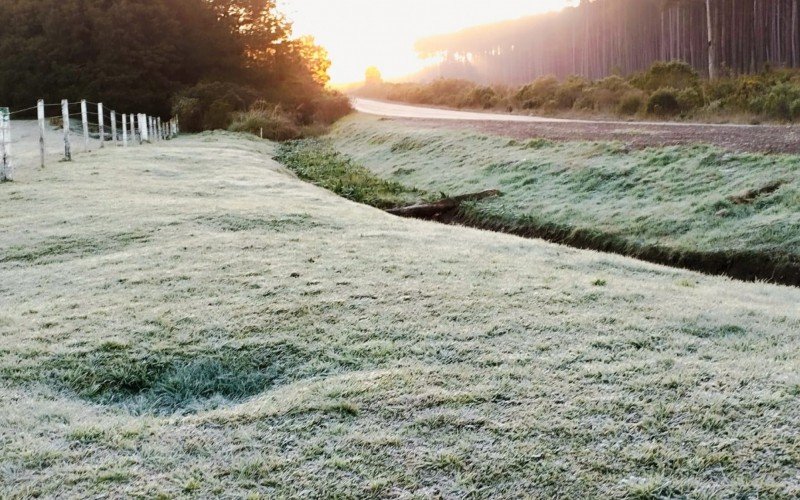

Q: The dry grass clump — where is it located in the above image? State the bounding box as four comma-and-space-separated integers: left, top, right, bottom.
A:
228, 104, 301, 141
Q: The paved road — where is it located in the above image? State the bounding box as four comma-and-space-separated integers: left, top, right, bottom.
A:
352, 98, 800, 153
353, 98, 757, 129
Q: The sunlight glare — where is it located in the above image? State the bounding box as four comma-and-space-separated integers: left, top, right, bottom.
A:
279, 0, 570, 84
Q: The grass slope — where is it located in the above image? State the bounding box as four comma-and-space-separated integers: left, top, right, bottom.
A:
1, 132, 799, 497
323, 115, 800, 283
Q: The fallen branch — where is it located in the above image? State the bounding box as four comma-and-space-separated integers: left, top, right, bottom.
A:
387, 189, 502, 218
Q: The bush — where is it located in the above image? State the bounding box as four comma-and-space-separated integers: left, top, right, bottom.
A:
646, 88, 681, 116
462, 86, 498, 109
515, 76, 559, 109
228, 105, 300, 141
554, 76, 589, 109
750, 82, 800, 121
632, 60, 699, 92
617, 91, 645, 115
171, 82, 256, 132
310, 91, 353, 124
677, 87, 704, 112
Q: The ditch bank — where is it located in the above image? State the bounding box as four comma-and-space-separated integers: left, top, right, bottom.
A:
275, 139, 800, 288
389, 195, 800, 287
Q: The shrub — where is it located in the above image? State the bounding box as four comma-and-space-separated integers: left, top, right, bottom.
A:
677, 87, 704, 112
646, 88, 681, 116
310, 91, 353, 124
515, 76, 559, 109
554, 76, 589, 109
171, 81, 256, 132
750, 82, 800, 121
595, 75, 631, 93
617, 91, 645, 115
632, 60, 699, 92
791, 100, 800, 121
462, 86, 498, 109
228, 105, 300, 141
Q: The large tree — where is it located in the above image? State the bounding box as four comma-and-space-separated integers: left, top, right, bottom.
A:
0, 0, 330, 117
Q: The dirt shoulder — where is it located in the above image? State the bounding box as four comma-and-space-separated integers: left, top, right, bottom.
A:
388, 116, 800, 154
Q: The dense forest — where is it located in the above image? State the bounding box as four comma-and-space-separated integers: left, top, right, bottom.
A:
416, 0, 800, 83
0, 0, 349, 135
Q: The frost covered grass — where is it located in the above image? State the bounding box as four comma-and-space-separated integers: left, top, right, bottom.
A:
323, 115, 800, 283
1, 132, 799, 497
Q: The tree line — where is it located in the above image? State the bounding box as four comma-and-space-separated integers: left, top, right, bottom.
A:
0, 0, 349, 134
415, 0, 800, 83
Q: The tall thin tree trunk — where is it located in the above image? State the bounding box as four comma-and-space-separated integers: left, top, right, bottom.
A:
706, 0, 717, 78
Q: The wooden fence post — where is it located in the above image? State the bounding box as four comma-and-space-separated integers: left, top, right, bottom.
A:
110, 110, 117, 146
62, 100, 72, 161
97, 103, 105, 148
122, 113, 128, 147
0, 107, 10, 181
157, 117, 161, 141
81, 100, 89, 152
38, 100, 46, 169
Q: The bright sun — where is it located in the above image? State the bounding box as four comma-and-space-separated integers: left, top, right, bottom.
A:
278, 0, 571, 85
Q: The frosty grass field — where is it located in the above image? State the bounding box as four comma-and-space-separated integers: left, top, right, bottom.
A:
1, 128, 799, 497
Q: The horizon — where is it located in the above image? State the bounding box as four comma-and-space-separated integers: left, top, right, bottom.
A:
279, 0, 571, 85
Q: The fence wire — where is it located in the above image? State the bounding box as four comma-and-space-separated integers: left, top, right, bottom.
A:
1, 100, 178, 181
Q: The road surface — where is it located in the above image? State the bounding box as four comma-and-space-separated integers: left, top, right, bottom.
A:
352, 98, 800, 153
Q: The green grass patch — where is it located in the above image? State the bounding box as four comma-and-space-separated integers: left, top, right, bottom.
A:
44, 342, 345, 415
275, 139, 428, 209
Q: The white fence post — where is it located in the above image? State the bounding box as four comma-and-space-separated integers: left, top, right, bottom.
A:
110, 110, 117, 146
122, 113, 128, 147
81, 100, 89, 152
97, 103, 104, 148
38, 100, 46, 169
130, 114, 137, 145
0, 107, 11, 182
139, 114, 148, 143
62, 100, 71, 161
157, 117, 162, 141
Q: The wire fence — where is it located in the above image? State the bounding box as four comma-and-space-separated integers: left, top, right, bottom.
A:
0, 99, 180, 182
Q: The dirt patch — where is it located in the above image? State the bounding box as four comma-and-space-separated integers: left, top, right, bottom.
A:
389, 117, 800, 154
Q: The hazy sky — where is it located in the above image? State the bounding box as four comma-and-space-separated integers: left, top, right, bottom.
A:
278, 0, 570, 84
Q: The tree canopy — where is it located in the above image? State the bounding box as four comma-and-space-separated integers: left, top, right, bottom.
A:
0, 0, 332, 118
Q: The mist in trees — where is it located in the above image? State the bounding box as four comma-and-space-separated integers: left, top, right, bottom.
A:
0, 0, 337, 123
416, 0, 800, 84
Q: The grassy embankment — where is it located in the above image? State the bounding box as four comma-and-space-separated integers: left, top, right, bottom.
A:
1, 132, 799, 497
278, 115, 800, 284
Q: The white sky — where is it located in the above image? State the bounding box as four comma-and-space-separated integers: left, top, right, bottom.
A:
278, 0, 571, 84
